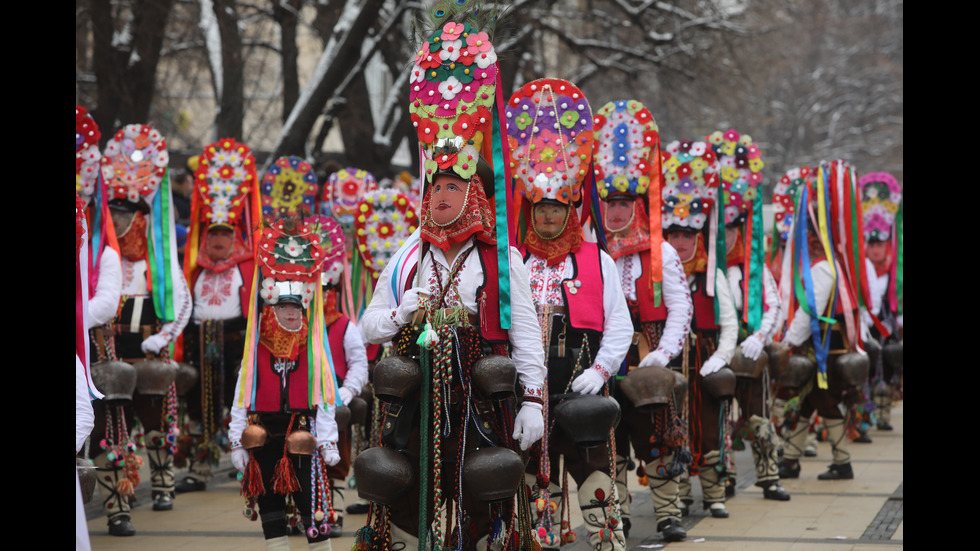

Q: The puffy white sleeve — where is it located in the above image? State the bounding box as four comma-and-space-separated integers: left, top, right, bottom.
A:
784, 261, 834, 347
316, 404, 339, 448
709, 268, 738, 365
228, 367, 247, 448
591, 250, 634, 378
341, 321, 370, 394
656, 242, 692, 360
506, 246, 546, 397
88, 248, 122, 328
757, 264, 782, 341
76, 355, 95, 453
360, 260, 403, 344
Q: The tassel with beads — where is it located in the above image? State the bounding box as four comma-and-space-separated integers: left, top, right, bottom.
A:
240, 450, 265, 497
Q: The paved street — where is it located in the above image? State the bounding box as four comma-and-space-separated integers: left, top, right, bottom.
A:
84, 402, 902, 550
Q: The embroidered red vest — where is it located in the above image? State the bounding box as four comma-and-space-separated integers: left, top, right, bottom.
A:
691, 272, 720, 331
328, 315, 349, 381
252, 341, 312, 413
634, 249, 668, 323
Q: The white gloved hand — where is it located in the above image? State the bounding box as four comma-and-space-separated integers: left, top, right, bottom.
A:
232, 448, 249, 472
638, 349, 670, 368
512, 402, 544, 451
699, 356, 726, 377
740, 334, 764, 361
395, 286, 426, 325
860, 320, 872, 342
896, 314, 903, 331
571, 367, 607, 395
338, 387, 355, 406
141, 333, 170, 354
319, 446, 341, 467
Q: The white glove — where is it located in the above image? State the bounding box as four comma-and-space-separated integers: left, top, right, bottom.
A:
638, 349, 670, 368
319, 446, 341, 467
700, 356, 726, 377
860, 320, 872, 342
740, 334, 764, 361
338, 387, 355, 406
232, 448, 249, 472
395, 286, 426, 325
896, 314, 903, 330
571, 367, 607, 395
512, 402, 544, 451
141, 333, 170, 354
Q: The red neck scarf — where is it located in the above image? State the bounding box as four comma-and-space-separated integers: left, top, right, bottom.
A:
259, 305, 308, 360
322, 288, 343, 327
681, 233, 708, 276
419, 180, 495, 251
725, 231, 744, 268
524, 206, 583, 266
603, 200, 650, 259
118, 212, 148, 262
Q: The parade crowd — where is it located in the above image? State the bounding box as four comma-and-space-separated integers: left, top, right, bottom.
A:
75, 7, 903, 551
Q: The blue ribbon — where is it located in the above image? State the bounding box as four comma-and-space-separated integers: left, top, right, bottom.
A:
491, 102, 511, 329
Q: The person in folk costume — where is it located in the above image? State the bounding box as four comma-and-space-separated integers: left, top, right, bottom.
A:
708, 130, 790, 502
356, 5, 547, 550
857, 172, 902, 432
316, 215, 371, 537
78, 191, 105, 550
505, 78, 633, 551
660, 136, 738, 519
100, 124, 192, 516
776, 160, 874, 481
592, 100, 693, 542
228, 216, 342, 551
769, 167, 821, 459
176, 138, 262, 492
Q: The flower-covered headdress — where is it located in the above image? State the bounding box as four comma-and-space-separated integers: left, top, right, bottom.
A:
260, 156, 319, 223
507, 78, 594, 209
184, 138, 261, 277
593, 100, 665, 297
355, 190, 419, 273
101, 124, 170, 208
320, 167, 378, 228
772, 166, 813, 243
858, 172, 901, 243
661, 139, 720, 232
76, 105, 102, 204
708, 129, 767, 332
318, 216, 347, 289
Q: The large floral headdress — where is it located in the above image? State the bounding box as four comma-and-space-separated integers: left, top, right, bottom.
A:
76, 105, 102, 204
320, 167, 378, 225
661, 139, 720, 232
707, 129, 764, 227
354, 190, 419, 273
101, 124, 169, 206
772, 166, 814, 242
858, 172, 901, 242
507, 78, 594, 207
260, 156, 319, 223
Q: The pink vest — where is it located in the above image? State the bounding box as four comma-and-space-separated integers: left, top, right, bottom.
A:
564, 242, 605, 332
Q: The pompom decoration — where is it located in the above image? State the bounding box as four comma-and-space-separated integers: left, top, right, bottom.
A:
76, 105, 102, 203
354, 190, 419, 272
194, 138, 257, 226
506, 78, 594, 205
772, 166, 813, 241
707, 129, 764, 226
257, 219, 327, 284
261, 156, 319, 223
858, 172, 902, 242
661, 139, 720, 231
100, 124, 169, 205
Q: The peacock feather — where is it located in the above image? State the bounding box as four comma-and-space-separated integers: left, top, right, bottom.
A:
414, 0, 510, 43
